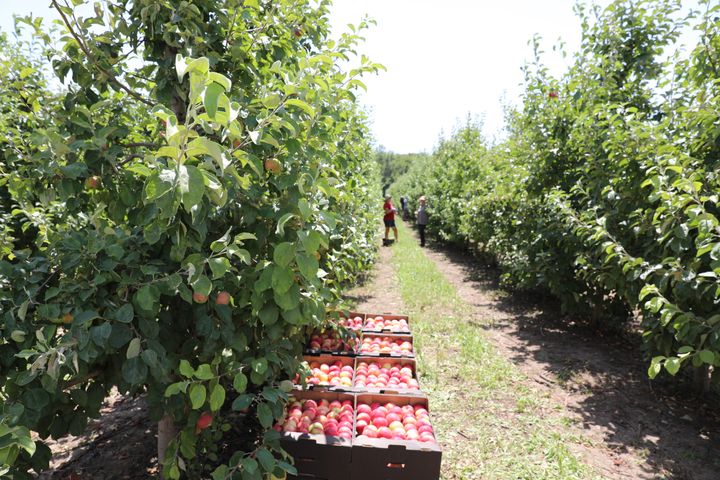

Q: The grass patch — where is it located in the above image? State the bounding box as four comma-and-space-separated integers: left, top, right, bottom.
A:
389, 222, 601, 480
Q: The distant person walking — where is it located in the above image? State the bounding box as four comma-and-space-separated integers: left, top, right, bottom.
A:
416, 196, 429, 247
383, 194, 398, 244
400, 196, 409, 220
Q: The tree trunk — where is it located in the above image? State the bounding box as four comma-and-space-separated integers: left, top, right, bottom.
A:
693, 364, 712, 395
158, 414, 178, 477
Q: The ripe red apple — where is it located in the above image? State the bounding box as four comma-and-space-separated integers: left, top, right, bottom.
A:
61, 313, 73, 325
215, 291, 231, 305
264, 158, 282, 174
548, 91, 558, 99
193, 292, 208, 304
294, 27, 303, 38
196, 412, 213, 432
85, 176, 102, 190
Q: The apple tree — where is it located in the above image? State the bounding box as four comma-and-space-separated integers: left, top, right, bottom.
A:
0, 1, 381, 478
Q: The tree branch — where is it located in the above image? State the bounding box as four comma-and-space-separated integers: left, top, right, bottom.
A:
51, 0, 153, 106
123, 142, 158, 149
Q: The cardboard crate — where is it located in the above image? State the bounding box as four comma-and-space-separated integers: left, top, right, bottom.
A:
357, 333, 414, 358
298, 355, 355, 392
362, 313, 412, 335
325, 310, 366, 332
351, 393, 441, 480
353, 357, 422, 395
281, 390, 355, 480
304, 329, 359, 357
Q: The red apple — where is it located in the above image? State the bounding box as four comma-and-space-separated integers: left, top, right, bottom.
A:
196, 412, 213, 432
264, 158, 282, 174
85, 176, 102, 190
215, 291, 231, 305
193, 292, 208, 304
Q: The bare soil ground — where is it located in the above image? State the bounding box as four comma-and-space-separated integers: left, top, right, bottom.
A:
417, 233, 720, 480
39, 391, 157, 479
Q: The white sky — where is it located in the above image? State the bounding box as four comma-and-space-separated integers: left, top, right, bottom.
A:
5, 0, 692, 154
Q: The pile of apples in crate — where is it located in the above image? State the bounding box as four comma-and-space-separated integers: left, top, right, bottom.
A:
276, 312, 441, 480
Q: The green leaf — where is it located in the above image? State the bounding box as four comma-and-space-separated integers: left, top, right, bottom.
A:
192, 275, 212, 296
165, 381, 189, 397
256, 448, 275, 472
298, 198, 312, 220
208, 72, 231, 90
136, 286, 157, 312
195, 364, 214, 380
189, 384, 207, 410
179, 360, 195, 378
232, 394, 253, 411
114, 304, 134, 323
256, 403, 273, 429
91, 322, 112, 346
296, 253, 319, 280
262, 94, 282, 109
271, 267, 294, 294
208, 257, 231, 279
698, 350, 715, 364
259, 304, 279, 326
252, 358, 268, 375
233, 372, 248, 393
204, 82, 224, 119
664, 357, 681, 376
273, 242, 295, 267
209, 384, 226, 412
126, 338, 142, 359
276, 213, 295, 236
122, 357, 148, 384
178, 165, 205, 211
285, 98, 315, 117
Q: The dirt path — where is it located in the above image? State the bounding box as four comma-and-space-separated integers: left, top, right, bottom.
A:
346, 243, 405, 313
413, 225, 720, 480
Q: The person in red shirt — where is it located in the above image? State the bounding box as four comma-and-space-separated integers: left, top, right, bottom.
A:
383, 194, 398, 243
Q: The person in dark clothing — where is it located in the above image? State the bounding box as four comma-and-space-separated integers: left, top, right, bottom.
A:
416, 196, 428, 247
400, 196, 409, 220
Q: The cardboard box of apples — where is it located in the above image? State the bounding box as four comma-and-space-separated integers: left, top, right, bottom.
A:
362, 314, 411, 334
277, 390, 354, 480
299, 355, 421, 394
304, 331, 415, 358
276, 390, 441, 480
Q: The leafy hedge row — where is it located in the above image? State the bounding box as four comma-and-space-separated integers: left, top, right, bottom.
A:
391, 0, 720, 387
0, 1, 380, 478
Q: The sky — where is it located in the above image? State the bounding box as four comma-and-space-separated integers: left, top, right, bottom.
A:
0, 0, 633, 153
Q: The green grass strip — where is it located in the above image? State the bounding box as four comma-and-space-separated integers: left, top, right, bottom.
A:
389, 222, 601, 480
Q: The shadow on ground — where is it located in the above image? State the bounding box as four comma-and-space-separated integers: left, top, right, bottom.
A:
423, 237, 720, 480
